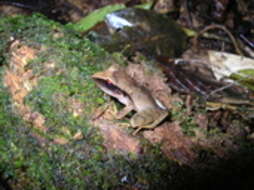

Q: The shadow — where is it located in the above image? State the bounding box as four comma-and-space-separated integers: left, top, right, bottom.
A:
149, 146, 254, 190
0, 173, 11, 190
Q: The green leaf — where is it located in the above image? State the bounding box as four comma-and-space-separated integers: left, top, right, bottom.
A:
135, 2, 154, 10
68, 4, 126, 32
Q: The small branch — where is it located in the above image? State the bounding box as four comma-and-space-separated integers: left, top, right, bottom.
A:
193, 24, 244, 55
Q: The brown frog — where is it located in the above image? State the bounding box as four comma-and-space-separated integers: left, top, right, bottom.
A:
92, 64, 168, 135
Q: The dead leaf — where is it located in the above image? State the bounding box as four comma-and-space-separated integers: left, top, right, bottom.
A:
208, 50, 254, 80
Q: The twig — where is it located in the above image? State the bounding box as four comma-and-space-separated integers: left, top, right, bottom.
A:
207, 82, 235, 98
193, 24, 243, 55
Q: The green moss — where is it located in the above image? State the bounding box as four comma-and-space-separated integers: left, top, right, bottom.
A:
0, 70, 56, 189
171, 100, 198, 136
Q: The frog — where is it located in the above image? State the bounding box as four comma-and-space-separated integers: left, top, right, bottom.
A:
92, 64, 168, 135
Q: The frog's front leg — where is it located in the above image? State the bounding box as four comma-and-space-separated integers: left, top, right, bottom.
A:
93, 102, 134, 121
111, 104, 135, 128
114, 104, 134, 119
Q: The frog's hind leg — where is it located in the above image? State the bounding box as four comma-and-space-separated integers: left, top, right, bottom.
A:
147, 110, 168, 128
132, 110, 168, 135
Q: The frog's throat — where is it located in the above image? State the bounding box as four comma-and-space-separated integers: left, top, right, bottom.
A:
93, 78, 132, 106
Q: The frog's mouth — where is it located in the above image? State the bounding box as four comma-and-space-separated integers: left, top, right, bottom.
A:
93, 78, 131, 105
